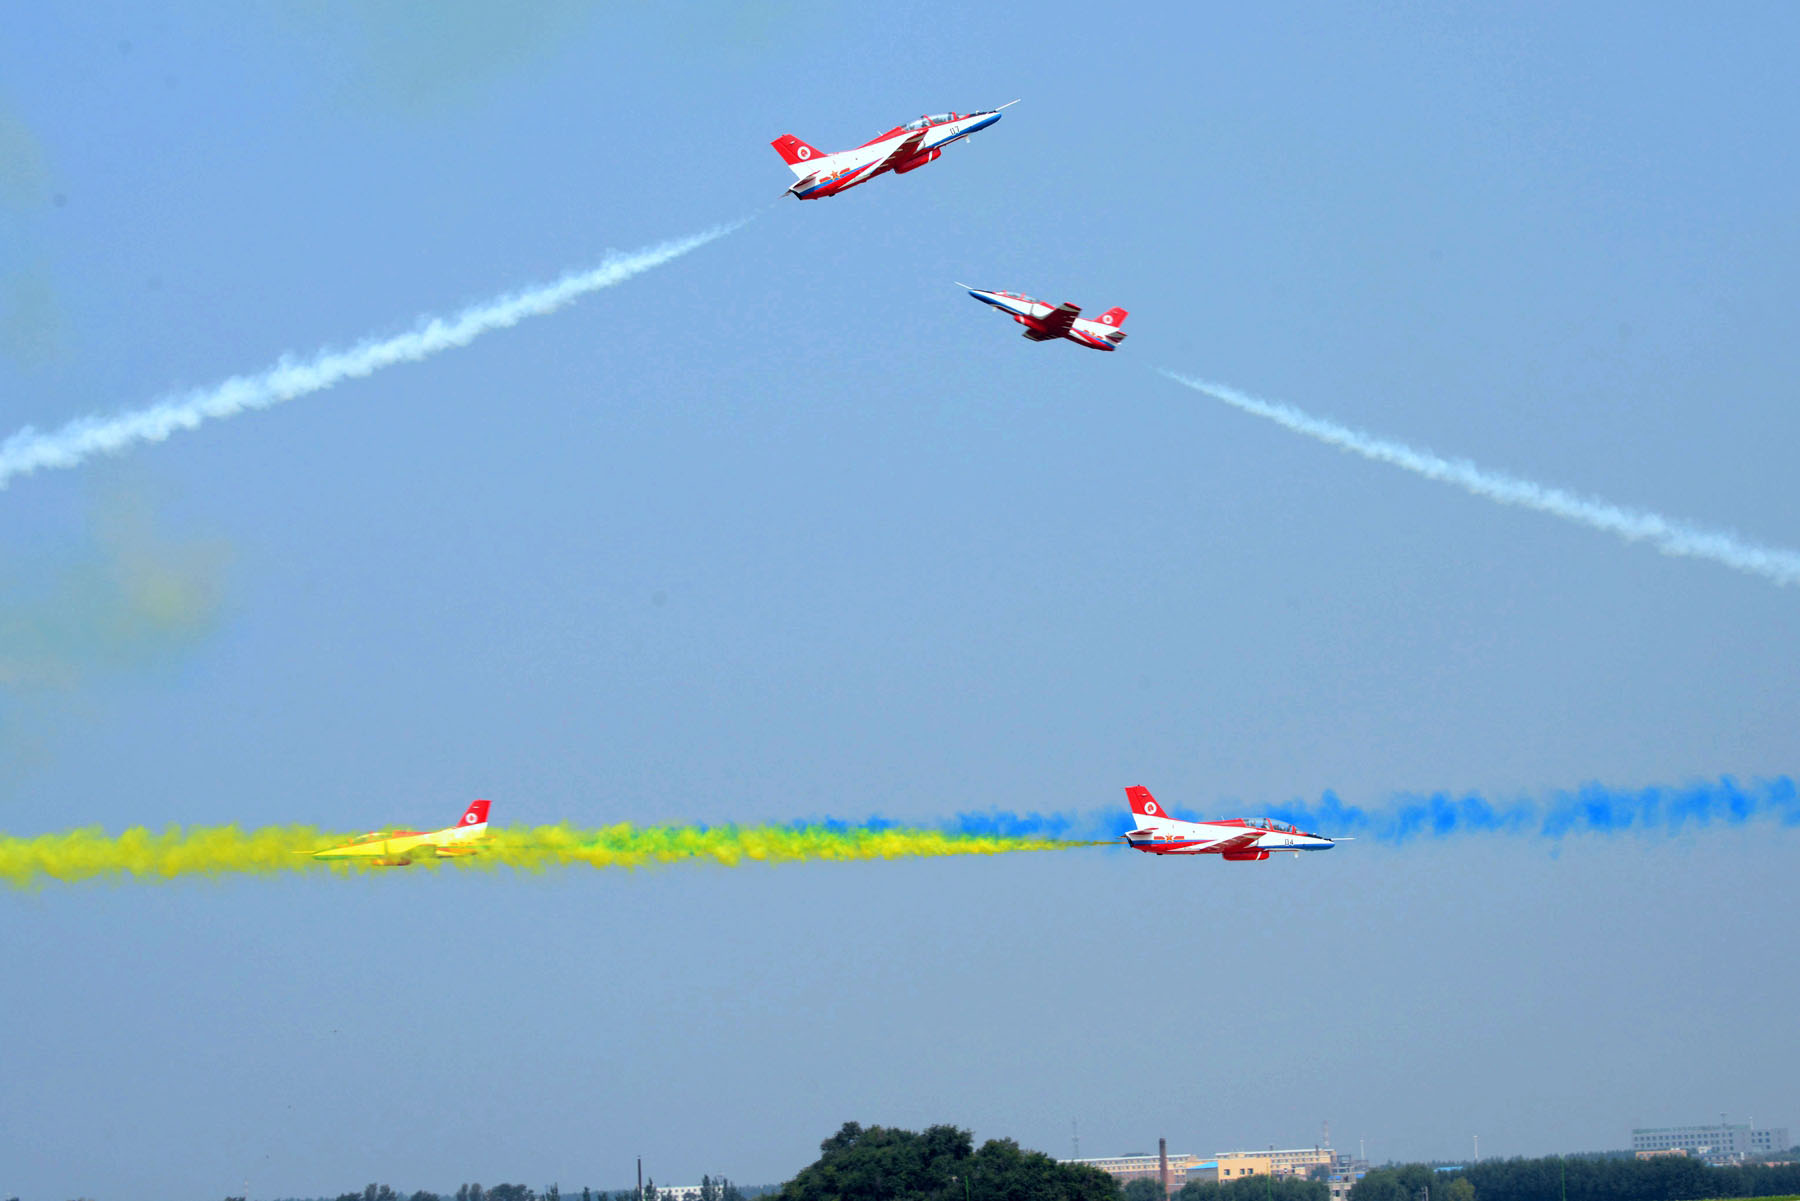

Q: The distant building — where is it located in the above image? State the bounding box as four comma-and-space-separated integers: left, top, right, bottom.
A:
1327, 1153, 1370, 1201
1216, 1154, 1271, 1181
1063, 1152, 1202, 1190
1217, 1148, 1336, 1180
1631, 1124, 1790, 1161
1636, 1149, 1688, 1160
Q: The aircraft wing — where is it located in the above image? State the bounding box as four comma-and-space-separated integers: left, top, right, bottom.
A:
1037, 302, 1081, 339
1205, 830, 1264, 855
875, 128, 930, 170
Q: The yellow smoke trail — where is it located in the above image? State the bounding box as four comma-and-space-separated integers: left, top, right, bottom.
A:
0, 822, 1100, 889
0, 824, 337, 887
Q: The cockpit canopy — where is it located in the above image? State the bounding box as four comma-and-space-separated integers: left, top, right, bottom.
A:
903, 112, 959, 130
1250, 818, 1299, 833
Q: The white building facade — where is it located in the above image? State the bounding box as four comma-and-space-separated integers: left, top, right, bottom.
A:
1630, 1124, 1789, 1159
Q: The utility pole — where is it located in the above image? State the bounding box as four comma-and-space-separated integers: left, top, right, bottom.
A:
1073, 1119, 1080, 1161
1473, 1136, 1479, 1164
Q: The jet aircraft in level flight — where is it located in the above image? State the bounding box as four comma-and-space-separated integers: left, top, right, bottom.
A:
961, 286, 1129, 351
310, 799, 491, 867
772, 102, 1017, 199
1122, 787, 1339, 859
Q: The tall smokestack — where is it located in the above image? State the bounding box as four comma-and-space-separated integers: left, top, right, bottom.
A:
1160, 1138, 1170, 1196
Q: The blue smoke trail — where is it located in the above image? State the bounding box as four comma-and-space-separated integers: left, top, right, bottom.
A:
1263, 775, 1799, 843
779, 810, 1128, 843
933, 776, 1798, 846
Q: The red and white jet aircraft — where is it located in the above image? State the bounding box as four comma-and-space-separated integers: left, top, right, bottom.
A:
309, 799, 491, 867
1122, 786, 1338, 860
772, 103, 1017, 200
961, 286, 1129, 351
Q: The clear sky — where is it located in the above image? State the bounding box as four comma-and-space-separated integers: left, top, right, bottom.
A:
3, 4, 1797, 1198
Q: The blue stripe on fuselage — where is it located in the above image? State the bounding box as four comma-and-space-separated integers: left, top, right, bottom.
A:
930, 112, 1001, 148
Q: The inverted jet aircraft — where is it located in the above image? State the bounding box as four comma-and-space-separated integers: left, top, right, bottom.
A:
772, 102, 1017, 199
310, 799, 491, 867
1122, 787, 1337, 859
962, 286, 1129, 351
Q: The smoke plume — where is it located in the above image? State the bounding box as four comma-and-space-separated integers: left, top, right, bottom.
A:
0, 820, 1095, 888
0, 220, 746, 490
1161, 370, 1800, 588
1262, 775, 1798, 844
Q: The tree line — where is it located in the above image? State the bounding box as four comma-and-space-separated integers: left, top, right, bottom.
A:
253, 1129, 1800, 1201
1351, 1155, 1800, 1201
265, 1173, 754, 1201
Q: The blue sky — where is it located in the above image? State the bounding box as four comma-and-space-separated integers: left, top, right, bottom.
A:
3, 4, 1797, 1197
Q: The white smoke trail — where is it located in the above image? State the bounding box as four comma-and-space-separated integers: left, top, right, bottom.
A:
1161, 369, 1800, 588
0, 220, 747, 490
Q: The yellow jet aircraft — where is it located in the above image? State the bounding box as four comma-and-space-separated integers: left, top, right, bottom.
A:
310, 799, 490, 866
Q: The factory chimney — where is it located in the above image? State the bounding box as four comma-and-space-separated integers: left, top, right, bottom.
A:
1160, 1138, 1170, 1196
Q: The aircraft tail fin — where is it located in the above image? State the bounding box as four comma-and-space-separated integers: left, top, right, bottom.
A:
1125, 786, 1177, 828
1095, 307, 1128, 328
771, 135, 824, 176
457, 799, 490, 830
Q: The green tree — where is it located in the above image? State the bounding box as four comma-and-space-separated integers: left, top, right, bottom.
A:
778, 1121, 1117, 1201
1354, 1155, 1800, 1201
1184, 1177, 1326, 1201
1124, 1180, 1166, 1201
